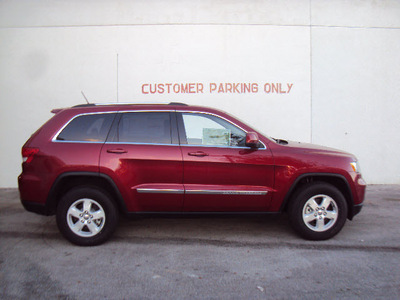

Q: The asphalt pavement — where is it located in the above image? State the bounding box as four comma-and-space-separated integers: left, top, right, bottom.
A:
1, 185, 399, 299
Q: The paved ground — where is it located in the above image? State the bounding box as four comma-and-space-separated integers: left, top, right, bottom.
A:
1, 185, 399, 299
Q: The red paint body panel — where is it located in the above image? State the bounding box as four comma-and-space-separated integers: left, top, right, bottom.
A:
181, 145, 274, 211
100, 144, 184, 212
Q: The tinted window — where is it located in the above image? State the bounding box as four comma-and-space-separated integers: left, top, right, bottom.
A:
117, 112, 172, 144
181, 113, 246, 147
57, 113, 115, 142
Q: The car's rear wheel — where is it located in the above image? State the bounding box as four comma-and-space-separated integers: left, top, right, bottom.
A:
288, 182, 348, 240
56, 187, 118, 246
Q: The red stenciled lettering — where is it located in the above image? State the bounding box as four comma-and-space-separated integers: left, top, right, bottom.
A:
149, 84, 157, 94
287, 83, 293, 93
158, 84, 165, 94
197, 83, 204, 93
243, 83, 250, 93
142, 84, 149, 94
279, 83, 286, 93
210, 83, 217, 93
252, 83, 258, 93
233, 83, 240, 93
173, 84, 180, 93
181, 84, 188, 93
218, 83, 225, 93
226, 83, 233, 93
165, 83, 172, 93
188, 83, 195, 93
264, 83, 271, 93
272, 83, 279, 93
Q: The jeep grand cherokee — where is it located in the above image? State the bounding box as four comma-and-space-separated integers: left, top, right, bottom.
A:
19, 103, 366, 246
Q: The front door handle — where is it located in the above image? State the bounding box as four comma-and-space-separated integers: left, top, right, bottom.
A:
107, 148, 127, 154
188, 151, 209, 157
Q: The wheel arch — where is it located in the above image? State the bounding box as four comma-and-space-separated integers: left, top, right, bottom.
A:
46, 172, 127, 215
280, 173, 356, 220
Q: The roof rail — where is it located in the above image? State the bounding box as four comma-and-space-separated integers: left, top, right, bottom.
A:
72, 102, 188, 107
73, 104, 96, 108
168, 102, 188, 106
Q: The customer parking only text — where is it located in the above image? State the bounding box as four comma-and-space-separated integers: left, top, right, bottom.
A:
141, 82, 294, 95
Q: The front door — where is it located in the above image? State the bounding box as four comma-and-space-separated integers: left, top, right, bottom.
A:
178, 112, 275, 212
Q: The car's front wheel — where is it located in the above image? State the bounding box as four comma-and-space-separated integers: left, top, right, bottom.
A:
56, 187, 118, 246
288, 182, 348, 240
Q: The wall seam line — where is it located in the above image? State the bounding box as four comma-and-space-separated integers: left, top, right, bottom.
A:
1, 24, 400, 30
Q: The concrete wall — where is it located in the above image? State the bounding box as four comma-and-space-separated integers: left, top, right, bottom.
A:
1, 0, 399, 187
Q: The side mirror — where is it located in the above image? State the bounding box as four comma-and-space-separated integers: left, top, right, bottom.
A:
245, 132, 260, 148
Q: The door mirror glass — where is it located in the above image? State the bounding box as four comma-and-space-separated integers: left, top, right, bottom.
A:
245, 132, 260, 148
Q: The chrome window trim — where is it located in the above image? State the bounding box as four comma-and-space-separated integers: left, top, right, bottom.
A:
178, 110, 267, 150
51, 109, 267, 150
51, 111, 118, 143
52, 110, 174, 143
106, 142, 180, 146
52, 140, 105, 144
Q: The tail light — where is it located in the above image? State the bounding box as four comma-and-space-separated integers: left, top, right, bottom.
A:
22, 147, 39, 163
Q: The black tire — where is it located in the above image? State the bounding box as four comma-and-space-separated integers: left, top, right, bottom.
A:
56, 187, 118, 246
288, 182, 348, 240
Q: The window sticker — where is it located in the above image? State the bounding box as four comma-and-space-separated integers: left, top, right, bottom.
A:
202, 128, 231, 146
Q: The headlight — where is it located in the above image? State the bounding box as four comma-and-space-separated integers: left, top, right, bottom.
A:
350, 161, 361, 173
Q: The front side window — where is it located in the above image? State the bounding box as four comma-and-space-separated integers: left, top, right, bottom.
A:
116, 112, 172, 144
56, 113, 115, 142
181, 113, 246, 147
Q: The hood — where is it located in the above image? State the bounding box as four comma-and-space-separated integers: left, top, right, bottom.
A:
275, 139, 356, 159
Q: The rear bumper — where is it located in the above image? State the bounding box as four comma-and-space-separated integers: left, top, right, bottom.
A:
19, 173, 53, 215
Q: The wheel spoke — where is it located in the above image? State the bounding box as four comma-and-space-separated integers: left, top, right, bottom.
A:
325, 210, 337, 220
308, 199, 319, 211
320, 197, 332, 210
303, 213, 317, 224
83, 199, 92, 212
70, 221, 85, 234
86, 222, 101, 234
92, 210, 105, 220
68, 207, 82, 219
316, 217, 325, 230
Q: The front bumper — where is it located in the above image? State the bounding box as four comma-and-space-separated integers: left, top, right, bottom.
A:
21, 200, 51, 216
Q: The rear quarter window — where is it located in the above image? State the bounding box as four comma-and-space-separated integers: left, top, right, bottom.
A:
56, 113, 116, 142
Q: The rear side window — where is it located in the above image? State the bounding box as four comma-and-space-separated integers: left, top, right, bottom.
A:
56, 113, 116, 142
116, 112, 172, 144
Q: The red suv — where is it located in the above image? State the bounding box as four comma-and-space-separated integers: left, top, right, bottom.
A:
19, 103, 366, 245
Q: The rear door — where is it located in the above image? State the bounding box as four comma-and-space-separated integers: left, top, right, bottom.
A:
100, 111, 184, 212
177, 112, 275, 212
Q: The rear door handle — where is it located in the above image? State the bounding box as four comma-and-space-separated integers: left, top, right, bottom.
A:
188, 151, 209, 157
107, 149, 127, 154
